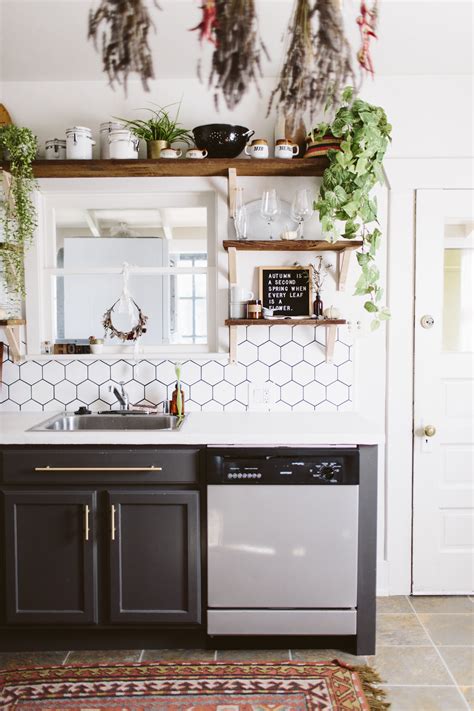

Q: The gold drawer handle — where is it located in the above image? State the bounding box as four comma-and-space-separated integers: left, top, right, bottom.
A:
84, 504, 90, 542
111, 505, 117, 542
34, 466, 163, 472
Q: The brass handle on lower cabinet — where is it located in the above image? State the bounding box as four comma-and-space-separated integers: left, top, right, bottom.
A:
111, 505, 117, 541
84, 505, 90, 542
35, 466, 163, 472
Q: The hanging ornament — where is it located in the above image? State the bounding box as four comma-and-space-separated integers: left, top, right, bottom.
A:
102, 263, 148, 342
356, 1, 379, 76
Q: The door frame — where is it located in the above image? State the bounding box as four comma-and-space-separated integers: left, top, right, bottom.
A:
383, 158, 473, 595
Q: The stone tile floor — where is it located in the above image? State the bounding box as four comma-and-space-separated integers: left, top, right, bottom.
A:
0, 596, 472, 710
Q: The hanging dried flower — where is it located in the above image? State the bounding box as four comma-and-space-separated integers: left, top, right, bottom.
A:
190, 0, 218, 45
207, 0, 269, 110
357, 1, 379, 76
88, 0, 159, 92
269, 0, 356, 130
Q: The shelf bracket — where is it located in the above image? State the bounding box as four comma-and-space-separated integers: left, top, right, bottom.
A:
228, 168, 237, 215
229, 325, 238, 364
228, 246, 237, 285
2, 325, 22, 363
326, 325, 337, 363
337, 250, 353, 291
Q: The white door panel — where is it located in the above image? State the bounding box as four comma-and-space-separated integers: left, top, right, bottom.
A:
413, 189, 474, 594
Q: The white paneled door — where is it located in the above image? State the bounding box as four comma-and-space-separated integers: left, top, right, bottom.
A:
413, 190, 474, 594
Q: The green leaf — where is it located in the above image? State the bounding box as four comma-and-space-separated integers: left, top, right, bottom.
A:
371, 319, 381, 331
364, 301, 378, 313
342, 201, 358, 217
342, 86, 354, 103
333, 185, 347, 203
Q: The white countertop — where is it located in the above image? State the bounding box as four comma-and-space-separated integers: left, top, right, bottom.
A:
0, 412, 383, 446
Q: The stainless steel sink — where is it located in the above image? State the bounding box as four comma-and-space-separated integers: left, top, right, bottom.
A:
29, 413, 186, 432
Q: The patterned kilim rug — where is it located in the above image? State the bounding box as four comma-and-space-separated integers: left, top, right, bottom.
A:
0, 660, 390, 710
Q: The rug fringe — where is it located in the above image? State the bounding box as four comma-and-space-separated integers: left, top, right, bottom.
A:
350, 663, 391, 710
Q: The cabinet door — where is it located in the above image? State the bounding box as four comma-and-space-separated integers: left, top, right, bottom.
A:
108, 490, 200, 624
3, 491, 97, 625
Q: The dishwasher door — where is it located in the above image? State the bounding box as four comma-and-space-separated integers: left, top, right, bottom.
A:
208, 484, 359, 609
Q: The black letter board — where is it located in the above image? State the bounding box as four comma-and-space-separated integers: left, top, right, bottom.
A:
258, 266, 313, 316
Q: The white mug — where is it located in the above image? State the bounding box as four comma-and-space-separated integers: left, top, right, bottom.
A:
160, 148, 182, 159
186, 148, 208, 159
245, 140, 269, 159
274, 140, 299, 159
230, 285, 254, 303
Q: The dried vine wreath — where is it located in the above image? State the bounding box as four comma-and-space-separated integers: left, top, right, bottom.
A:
102, 299, 148, 342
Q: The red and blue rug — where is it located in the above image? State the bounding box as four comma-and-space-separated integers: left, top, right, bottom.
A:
0, 660, 389, 710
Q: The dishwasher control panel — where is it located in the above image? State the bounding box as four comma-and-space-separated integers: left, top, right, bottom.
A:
207, 449, 359, 485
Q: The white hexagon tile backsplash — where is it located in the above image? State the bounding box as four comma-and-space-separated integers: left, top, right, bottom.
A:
0, 327, 353, 412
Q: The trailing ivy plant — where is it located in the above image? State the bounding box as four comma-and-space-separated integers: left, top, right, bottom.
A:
0, 125, 38, 297
313, 87, 392, 329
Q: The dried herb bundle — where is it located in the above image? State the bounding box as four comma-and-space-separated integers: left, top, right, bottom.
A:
209, 0, 269, 110
88, 0, 158, 92
269, 0, 356, 130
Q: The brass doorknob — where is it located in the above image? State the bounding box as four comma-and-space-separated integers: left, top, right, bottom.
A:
424, 425, 436, 437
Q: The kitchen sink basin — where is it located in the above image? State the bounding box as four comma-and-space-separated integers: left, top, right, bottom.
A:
29, 413, 186, 432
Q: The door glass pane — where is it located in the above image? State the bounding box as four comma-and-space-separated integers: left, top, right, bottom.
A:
442, 248, 474, 352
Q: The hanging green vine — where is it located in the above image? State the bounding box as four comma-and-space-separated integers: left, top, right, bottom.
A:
0, 125, 38, 297
313, 87, 392, 329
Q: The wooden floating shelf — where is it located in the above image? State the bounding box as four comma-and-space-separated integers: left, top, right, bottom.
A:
223, 240, 362, 252
226, 319, 345, 364
225, 319, 345, 327
4, 157, 330, 180
0, 319, 26, 363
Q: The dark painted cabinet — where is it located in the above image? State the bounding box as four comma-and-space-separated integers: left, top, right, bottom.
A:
0, 447, 202, 630
4, 490, 97, 625
109, 490, 200, 624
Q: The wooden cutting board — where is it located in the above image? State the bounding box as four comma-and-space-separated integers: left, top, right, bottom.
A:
0, 104, 12, 126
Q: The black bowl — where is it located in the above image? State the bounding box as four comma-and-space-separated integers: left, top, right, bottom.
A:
192, 124, 255, 159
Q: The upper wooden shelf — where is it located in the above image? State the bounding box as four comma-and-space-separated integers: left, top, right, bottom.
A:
0, 319, 26, 326
223, 240, 363, 252
6, 157, 330, 179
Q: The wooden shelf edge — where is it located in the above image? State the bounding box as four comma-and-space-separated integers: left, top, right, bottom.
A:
225, 319, 346, 326
1, 157, 329, 179
223, 240, 362, 252
0, 319, 26, 326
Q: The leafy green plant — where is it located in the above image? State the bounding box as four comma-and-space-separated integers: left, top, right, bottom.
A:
118, 103, 192, 144
313, 87, 392, 329
0, 125, 38, 297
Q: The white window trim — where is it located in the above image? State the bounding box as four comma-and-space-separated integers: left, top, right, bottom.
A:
25, 177, 228, 360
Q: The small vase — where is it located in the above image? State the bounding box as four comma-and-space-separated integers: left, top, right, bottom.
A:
313, 292, 324, 319
147, 140, 170, 159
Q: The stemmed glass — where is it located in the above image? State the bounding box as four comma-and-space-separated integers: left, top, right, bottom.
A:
260, 189, 281, 240
291, 188, 313, 239
233, 187, 248, 241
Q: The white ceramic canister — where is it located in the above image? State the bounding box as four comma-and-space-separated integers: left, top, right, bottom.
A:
100, 121, 125, 159
66, 126, 95, 160
108, 129, 139, 159
45, 139, 66, 160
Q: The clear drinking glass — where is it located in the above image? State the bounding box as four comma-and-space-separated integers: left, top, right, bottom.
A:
233, 187, 248, 240
291, 188, 313, 239
260, 189, 281, 240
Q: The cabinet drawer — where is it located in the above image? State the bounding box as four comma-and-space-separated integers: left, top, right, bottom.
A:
1, 448, 200, 485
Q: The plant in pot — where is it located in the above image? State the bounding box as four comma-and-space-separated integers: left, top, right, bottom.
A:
0, 124, 38, 298
313, 87, 392, 329
118, 104, 193, 158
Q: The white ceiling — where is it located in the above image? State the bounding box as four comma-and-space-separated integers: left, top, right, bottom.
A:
0, 0, 472, 82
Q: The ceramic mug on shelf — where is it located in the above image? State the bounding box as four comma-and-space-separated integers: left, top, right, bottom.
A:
274, 139, 299, 159
160, 148, 182, 159
186, 148, 208, 159
244, 139, 269, 159
230, 286, 254, 303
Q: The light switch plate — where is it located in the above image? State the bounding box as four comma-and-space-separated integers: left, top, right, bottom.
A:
247, 381, 276, 411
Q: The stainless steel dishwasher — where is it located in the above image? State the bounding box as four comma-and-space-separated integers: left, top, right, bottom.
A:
206, 446, 377, 655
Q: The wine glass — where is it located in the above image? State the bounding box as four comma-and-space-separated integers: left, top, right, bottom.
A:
291, 188, 313, 239
260, 189, 281, 240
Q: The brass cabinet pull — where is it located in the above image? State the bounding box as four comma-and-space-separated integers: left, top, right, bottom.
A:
34, 466, 162, 472
111, 505, 117, 542
84, 504, 90, 542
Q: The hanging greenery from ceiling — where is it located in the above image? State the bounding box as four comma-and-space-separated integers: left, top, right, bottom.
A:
269, 0, 356, 130
193, 0, 269, 110
88, 0, 160, 92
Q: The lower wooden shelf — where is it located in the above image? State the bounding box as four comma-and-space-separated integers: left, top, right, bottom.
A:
225, 318, 346, 364
0, 319, 26, 363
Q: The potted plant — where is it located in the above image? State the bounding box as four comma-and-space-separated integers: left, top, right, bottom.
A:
118, 103, 193, 158
0, 124, 38, 297
313, 87, 392, 329
89, 336, 104, 355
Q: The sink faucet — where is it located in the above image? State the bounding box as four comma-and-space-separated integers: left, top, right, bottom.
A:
110, 381, 130, 410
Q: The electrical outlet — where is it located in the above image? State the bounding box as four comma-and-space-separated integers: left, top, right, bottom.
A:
247, 381, 276, 411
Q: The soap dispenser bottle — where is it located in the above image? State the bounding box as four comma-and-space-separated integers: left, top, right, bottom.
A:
170, 382, 185, 416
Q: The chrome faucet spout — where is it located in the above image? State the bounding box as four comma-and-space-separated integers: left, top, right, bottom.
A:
110, 382, 130, 410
